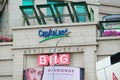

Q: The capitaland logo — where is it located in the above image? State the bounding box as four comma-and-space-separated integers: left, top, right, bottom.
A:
38, 28, 69, 43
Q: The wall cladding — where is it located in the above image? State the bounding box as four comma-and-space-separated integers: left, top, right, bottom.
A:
0, 43, 13, 80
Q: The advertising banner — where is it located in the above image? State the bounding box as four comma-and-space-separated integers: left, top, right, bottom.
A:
24, 66, 84, 80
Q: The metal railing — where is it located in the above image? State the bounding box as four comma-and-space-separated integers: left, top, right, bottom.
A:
99, 14, 120, 37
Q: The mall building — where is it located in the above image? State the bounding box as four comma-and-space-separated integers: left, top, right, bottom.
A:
0, 0, 120, 80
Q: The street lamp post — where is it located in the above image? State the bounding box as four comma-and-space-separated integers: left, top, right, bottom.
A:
52, 32, 71, 80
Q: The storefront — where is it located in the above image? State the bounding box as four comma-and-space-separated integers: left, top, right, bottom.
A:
12, 22, 98, 80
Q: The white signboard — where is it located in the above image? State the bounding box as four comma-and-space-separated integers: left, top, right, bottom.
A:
97, 62, 120, 80
42, 66, 83, 80
96, 52, 120, 80
105, 62, 120, 80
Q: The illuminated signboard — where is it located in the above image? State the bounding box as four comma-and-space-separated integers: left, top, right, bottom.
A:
38, 53, 70, 66
38, 28, 69, 43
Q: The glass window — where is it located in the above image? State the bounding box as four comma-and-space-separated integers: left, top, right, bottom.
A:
76, 6, 86, 22
22, 0, 33, 5
47, 0, 63, 16
22, 0, 34, 16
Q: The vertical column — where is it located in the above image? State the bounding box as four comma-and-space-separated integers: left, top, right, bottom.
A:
13, 53, 24, 80
84, 46, 97, 80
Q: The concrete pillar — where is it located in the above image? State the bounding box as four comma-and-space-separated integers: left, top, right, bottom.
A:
13, 53, 23, 80
84, 46, 97, 80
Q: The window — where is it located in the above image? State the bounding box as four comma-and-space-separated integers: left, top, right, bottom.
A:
76, 6, 86, 22
22, 0, 34, 16
47, 0, 63, 16
70, 2, 91, 22
22, 0, 33, 5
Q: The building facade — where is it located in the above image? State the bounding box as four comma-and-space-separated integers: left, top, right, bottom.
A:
0, 0, 120, 80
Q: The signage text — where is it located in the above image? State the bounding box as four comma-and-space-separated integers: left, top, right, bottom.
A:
38, 54, 70, 66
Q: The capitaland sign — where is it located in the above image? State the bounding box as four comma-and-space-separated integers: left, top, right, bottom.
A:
38, 28, 69, 43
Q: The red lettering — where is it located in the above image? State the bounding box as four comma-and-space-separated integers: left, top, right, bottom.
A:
38, 55, 48, 66
59, 54, 70, 65
49, 53, 58, 66
38, 54, 70, 66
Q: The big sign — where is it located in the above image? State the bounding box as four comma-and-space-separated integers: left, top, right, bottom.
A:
38, 54, 70, 66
